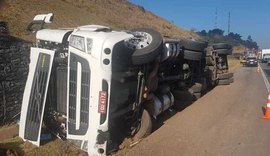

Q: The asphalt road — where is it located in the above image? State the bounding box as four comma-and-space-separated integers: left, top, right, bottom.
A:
120, 65, 270, 156
260, 62, 270, 81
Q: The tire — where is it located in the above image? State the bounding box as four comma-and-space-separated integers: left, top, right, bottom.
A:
218, 78, 234, 85
180, 39, 208, 51
214, 49, 232, 55
172, 90, 193, 101
189, 83, 202, 93
130, 28, 163, 65
206, 66, 217, 87
193, 92, 201, 100
194, 77, 207, 92
218, 72, 233, 80
172, 90, 193, 110
205, 46, 215, 56
205, 47, 217, 65
212, 43, 232, 50
134, 109, 152, 140
205, 56, 215, 65
184, 49, 204, 61
217, 69, 229, 74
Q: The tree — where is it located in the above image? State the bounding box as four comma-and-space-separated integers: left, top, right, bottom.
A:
208, 28, 224, 37
244, 35, 258, 50
227, 32, 242, 41
198, 30, 207, 36
247, 35, 253, 42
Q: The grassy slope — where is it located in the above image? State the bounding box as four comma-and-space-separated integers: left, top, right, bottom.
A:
0, 0, 198, 41
0, 0, 198, 155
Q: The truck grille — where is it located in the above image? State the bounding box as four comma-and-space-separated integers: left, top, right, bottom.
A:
68, 53, 90, 135
25, 53, 51, 141
56, 67, 67, 114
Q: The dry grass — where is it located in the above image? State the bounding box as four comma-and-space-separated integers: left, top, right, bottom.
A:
233, 45, 246, 53
0, 0, 199, 42
228, 56, 241, 72
0, 136, 85, 156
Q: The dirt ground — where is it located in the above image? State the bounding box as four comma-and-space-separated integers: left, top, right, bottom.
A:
120, 64, 270, 156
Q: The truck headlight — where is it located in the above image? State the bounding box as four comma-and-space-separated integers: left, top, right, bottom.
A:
86, 38, 93, 54
69, 35, 85, 51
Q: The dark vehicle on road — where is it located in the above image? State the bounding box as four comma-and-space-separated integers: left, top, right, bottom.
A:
246, 56, 258, 67
267, 59, 270, 66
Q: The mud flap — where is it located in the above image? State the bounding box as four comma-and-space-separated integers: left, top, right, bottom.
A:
19, 47, 55, 146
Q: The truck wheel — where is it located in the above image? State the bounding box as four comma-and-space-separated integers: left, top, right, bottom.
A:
218, 78, 234, 85
214, 49, 232, 55
183, 50, 204, 61
217, 69, 229, 74
218, 72, 233, 80
205, 47, 217, 66
189, 83, 202, 93
130, 28, 163, 65
194, 77, 207, 93
134, 109, 152, 140
212, 43, 232, 50
205, 56, 215, 65
193, 92, 201, 100
172, 90, 193, 110
207, 66, 217, 87
180, 39, 208, 51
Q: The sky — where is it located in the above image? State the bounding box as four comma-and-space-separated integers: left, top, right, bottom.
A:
129, 0, 270, 49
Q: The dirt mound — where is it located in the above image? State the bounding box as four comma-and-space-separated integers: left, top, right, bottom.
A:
0, 0, 198, 41
0, 35, 31, 125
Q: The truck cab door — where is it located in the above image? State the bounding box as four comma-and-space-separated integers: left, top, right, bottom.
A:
19, 47, 55, 146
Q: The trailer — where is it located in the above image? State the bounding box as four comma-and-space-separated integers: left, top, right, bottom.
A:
261, 49, 270, 62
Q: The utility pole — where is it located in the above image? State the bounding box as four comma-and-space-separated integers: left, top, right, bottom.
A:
215, 8, 218, 29
228, 12, 231, 35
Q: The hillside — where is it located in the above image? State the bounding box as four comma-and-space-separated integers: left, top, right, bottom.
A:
0, 0, 198, 41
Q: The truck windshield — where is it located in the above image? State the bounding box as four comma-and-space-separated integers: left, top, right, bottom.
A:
264, 54, 270, 58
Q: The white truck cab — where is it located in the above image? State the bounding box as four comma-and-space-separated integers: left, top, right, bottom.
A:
261, 49, 270, 62
20, 23, 137, 155
65, 26, 134, 155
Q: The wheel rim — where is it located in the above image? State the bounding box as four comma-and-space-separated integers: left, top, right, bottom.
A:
125, 32, 153, 49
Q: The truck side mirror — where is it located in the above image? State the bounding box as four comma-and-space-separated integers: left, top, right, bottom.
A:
26, 13, 54, 33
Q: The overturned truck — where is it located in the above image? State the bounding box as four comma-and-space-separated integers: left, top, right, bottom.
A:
19, 13, 233, 155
